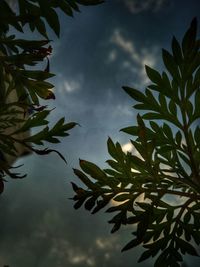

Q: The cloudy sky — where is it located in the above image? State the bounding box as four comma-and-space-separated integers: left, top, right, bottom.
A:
1, 0, 200, 266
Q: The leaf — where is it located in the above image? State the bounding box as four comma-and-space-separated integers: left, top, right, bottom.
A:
192, 231, 200, 245
84, 196, 96, 211
121, 238, 142, 252
168, 99, 177, 116
138, 250, 153, 262
59, 0, 73, 16
176, 131, 183, 146
73, 169, 96, 189
74, 197, 87, 210
32, 148, 67, 164
0, 179, 4, 194
92, 197, 112, 214
123, 86, 145, 103
108, 211, 126, 233
79, 159, 107, 181
154, 249, 170, 267
77, 0, 105, 5
142, 112, 163, 120
120, 126, 139, 136
113, 193, 131, 202
176, 238, 199, 256
145, 65, 162, 84
162, 49, 180, 82
182, 17, 197, 56
14, 110, 50, 134
37, 0, 61, 37
172, 36, 183, 65
137, 219, 150, 240
158, 93, 168, 113
71, 182, 79, 192
163, 123, 173, 140
35, 18, 48, 38
194, 126, 200, 145
183, 211, 191, 224
107, 137, 118, 160
19, 70, 55, 80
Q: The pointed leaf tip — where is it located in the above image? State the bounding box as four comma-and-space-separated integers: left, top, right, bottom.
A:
71, 182, 79, 191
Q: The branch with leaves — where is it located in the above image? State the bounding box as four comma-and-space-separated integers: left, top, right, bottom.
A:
71, 18, 200, 267
0, 0, 103, 191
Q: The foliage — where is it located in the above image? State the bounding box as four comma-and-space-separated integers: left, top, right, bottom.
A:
71, 18, 200, 266
0, 0, 103, 189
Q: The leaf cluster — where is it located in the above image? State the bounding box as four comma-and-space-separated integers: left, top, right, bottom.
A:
0, 1, 103, 184
71, 18, 200, 266
0, 0, 104, 37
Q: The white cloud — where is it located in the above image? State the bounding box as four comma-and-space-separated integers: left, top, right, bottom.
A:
107, 50, 118, 63
63, 80, 80, 93
140, 48, 157, 85
58, 74, 83, 94
44, 236, 96, 266
122, 141, 143, 158
96, 238, 111, 249
111, 30, 158, 87
95, 236, 120, 250
111, 30, 140, 63
114, 104, 133, 117
122, 142, 133, 153
68, 250, 95, 266
122, 0, 169, 14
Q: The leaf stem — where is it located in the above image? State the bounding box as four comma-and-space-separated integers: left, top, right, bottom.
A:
180, 84, 199, 186
113, 187, 200, 200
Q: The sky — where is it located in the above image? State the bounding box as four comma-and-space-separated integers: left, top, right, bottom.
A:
1, 0, 200, 266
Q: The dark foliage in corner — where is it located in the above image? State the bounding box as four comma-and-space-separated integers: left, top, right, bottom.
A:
0, 0, 103, 189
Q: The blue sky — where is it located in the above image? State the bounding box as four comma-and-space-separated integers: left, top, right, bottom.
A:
1, 0, 200, 266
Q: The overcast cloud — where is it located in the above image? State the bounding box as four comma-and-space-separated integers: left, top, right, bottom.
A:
1, 1, 200, 266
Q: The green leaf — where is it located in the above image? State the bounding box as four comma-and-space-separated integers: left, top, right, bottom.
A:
163, 123, 173, 140
168, 99, 177, 116
120, 126, 139, 136
182, 17, 197, 57
192, 231, 200, 245
172, 36, 183, 65
35, 18, 48, 38
138, 250, 153, 262
80, 159, 107, 181
183, 211, 191, 224
14, 110, 50, 133
73, 169, 96, 189
77, 0, 104, 5
92, 196, 112, 214
162, 49, 180, 82
113, 193, 131, 202
84, 196, 96, 211
175, 131, 182, 146
176, 238, 199, 256
19, 70, 55, 80
107, 137, 118, 160
142, 112, 163, 120
145, 65, 162, 84
158, 93, 168, 113
123, 86, 145, 103
43, 7, 60, 36
59, 0, 73, 16
121, 238, 142, 252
